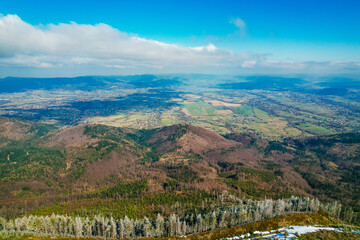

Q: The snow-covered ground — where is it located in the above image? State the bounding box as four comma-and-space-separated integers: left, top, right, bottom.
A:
226, 225, 360, 239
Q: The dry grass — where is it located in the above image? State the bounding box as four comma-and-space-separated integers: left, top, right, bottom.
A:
215, 110, 233, 114
206, 100, 242, 107
299, 230, 360, 239
181, 107, 191, 116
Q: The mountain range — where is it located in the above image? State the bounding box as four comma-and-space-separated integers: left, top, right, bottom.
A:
1, 116, 359, 220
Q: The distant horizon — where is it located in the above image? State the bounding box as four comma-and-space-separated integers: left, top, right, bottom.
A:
1, 73, 360, 80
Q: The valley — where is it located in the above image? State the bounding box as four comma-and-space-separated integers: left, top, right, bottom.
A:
1, 75, 360, 140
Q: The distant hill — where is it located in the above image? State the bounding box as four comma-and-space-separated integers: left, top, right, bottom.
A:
0, 75, 183, 93
148, 123, 237, 154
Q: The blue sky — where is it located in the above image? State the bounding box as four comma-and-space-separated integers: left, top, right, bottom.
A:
1, 0, 360, 76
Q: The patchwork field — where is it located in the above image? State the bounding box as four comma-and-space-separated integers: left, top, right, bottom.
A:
1, 75, 359, 140
87, 90, 342, 140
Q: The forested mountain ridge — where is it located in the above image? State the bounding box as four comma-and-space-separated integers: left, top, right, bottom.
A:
0, 117, 359, 223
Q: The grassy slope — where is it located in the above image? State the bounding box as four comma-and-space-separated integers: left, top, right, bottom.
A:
299, 230, 360, 239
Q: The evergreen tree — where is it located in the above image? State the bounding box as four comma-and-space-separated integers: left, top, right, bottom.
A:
74, 216, 83, 238
141, 217, 152, 238
168, 214, 177, 236
155, 214, 164, 237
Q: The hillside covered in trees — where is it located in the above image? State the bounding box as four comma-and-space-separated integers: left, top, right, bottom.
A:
0, 117, 359, 238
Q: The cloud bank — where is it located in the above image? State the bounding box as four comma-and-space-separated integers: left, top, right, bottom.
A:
0, 14, 359, 76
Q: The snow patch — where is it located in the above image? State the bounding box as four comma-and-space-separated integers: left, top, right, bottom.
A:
225, 225, 359, 239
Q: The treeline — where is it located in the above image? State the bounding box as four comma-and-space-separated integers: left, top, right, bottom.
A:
0, 197, 357, 239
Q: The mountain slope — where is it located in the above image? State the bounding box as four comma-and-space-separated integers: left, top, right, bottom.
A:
0, 117, 359, 219
148, 123, 237, 153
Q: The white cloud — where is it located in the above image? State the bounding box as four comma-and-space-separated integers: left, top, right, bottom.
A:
230, 17, 246, 30
0, 14, 257, 71
241, 61, 256, 68
229, 17, 247, 38
0, 14, 359, 76
192, 43, 217, 52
